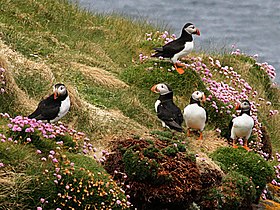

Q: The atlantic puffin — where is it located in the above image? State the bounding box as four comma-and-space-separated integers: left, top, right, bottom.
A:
183, 91, 207, 140
229, 100, 254, 151
152, 23, 200, 74
28, 83, 70, 123
151, 83, 183, 132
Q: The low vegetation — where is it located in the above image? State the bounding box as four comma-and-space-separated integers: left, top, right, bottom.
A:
0, 0, 280, 209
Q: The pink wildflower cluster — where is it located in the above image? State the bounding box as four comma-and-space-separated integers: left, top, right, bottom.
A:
255, 62, 276, 80
0, 67, 5, 94
231, 48, 242, 56
139, 53, 149, 62
231, 46, 276, 81
37, 151, 131, 209
2, 114, 93, 152
269, 109, 279, 116
0, 112, 131, 209
140, 31, 177, 63
145, 31, 176, 44
271, 153, 280, 187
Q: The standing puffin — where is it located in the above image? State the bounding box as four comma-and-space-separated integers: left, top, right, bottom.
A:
28, 83, 70, 123
152, 23, 200, 74
229, 100, 254, 151
183, 91, 207, 140
151, 83, 183, 132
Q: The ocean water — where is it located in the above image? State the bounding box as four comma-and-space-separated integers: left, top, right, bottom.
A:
75, 0, 280, 83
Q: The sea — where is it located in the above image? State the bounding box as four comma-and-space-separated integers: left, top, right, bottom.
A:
75, 0, 280, 83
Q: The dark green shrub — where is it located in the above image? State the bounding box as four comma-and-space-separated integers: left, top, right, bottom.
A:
105, 136, 203, 209
200, 172, 256, 210
210, 147, 274, 202
123, 148, 159, 181
161, 145, 179, 156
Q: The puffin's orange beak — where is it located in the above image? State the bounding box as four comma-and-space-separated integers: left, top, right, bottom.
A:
235, 103, 240, 110
54, 90, 58, 100
151, 85, 158, 93
196, 29, 200, 36
202, 94, 206, 103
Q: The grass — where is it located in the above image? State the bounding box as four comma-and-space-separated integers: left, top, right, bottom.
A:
0, 0, 280, 208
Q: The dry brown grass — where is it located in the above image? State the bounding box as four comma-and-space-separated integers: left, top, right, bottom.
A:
70, 62, 128, 88
0, 53, 37, 113
188, 130, 228, 154
0, 170, 32, 208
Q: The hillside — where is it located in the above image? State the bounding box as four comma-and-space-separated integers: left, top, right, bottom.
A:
0, 0, 280, 209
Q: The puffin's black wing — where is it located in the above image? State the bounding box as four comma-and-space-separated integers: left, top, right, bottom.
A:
157, 102, 183, 132
152, 38, 185, 58
227, 118, 234, 140
28, 94, 60, 121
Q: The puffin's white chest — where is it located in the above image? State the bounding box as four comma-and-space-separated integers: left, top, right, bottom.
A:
154, 100, 169, 128
171, 41, 194, 63
154, 100, 161, 112
183, 104, 206, 130
231, 114, 254, 139
51, 96, 71, 123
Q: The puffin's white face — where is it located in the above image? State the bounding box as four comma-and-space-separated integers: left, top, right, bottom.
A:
151, 83, 171, 95
192, 91, 205, 101
53, 84, 67, 99
240, 100, 251, 111
184, 24, 200, 35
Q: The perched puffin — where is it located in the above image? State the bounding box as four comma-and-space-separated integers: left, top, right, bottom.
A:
28, 83, 70, 123
151, 83, 183, 132
229, 100, 254, 151
152, 23, 200, 74
183, 91, 207, 140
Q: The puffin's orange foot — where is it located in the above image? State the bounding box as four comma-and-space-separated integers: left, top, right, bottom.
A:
198, 132, 203, 140
187, 129, 191, 137
232, 144, 238, 149
174, 64, 185, 74
243, 145, 250, 151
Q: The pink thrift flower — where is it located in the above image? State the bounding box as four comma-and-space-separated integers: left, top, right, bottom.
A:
52, 158, 58, 163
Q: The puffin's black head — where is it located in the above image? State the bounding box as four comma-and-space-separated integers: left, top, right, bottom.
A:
235, 100, 251, 113
53, 83, 67, 99
151, 83, 172, 95
191, 90, 206, 104
182, 23, 200, 36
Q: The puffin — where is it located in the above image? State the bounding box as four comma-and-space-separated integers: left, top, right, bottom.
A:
28, 83, 70, 123
152, 23, 200, 74
183, 91, 207, 140
229, 100, 254, 151
151, 83, 183, 132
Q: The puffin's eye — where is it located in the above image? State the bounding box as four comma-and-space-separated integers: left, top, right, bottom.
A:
161, 85, 164, 88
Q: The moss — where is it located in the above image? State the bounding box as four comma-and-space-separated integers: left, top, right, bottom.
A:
210, 147, 275, 202
143, 146, 161, 159
161, 145, 179, 156
123, 148, 159, 182
105, 136, 203, 209
200, 172, 256, 210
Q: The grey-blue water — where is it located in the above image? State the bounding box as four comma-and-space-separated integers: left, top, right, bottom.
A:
75, 0, 280, 83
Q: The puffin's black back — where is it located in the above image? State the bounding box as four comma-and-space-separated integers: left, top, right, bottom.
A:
152, 24, 193, 59
28, 92, 68, 122
157, 92, 183, 132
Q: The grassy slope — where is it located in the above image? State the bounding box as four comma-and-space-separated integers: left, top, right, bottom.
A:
0, 0, 280, 207
0, 0, 279, 148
